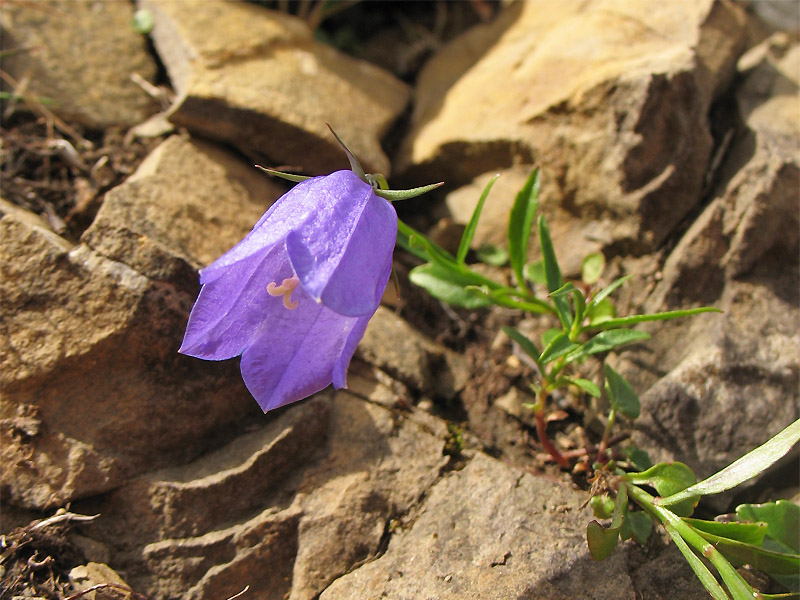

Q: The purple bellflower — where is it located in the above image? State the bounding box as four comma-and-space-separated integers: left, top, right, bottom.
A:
179, 170, 396, 412
179, 129, 441, 412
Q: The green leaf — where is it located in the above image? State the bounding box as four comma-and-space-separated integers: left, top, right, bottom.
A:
587, 520, 619, 561
131, 9, 154, 34
624, 446, 653, 471
541, 328, 561, 348
627, 462, 698, 517
524, 260, 547, 286
550, 282, 579, 298
683, 518, 768, 546
737, 500, 800, 553
502, 326, 540, 365
409, 263, 492, 309
660, 418, 800, 508
458, 174, 499, 263
582, 252, 605, 285
539, 332, 579, 365
664, 524, 731, 600
567, 378, 601, 397
564, 329, 651, 364
537, 215, 573, 329
591, 494, 616, 519
603, 364, 640, 419
397, 219, 457, 265
587, 307, 722, 330
624, 510, 653, 544
508, 168, 540, 289
476, 244, 508, 266
689, 527, 800, 580
586, 275, 631, 313
586, 297, 616, 325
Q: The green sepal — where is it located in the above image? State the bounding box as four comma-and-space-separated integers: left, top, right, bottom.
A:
375, 181, 444, 201
256, 165, 312, 183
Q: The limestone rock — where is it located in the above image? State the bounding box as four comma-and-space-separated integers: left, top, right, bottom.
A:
1, 206, 261, 509
81, 134, 284, 278
142, 0, 409, 175
623, 34, 800, 509
0, 0, 157, 129
400, 0, 748, 253
1, 134, 287, 509
320, 453, 705, 600
359, 307, 470, 400
88, 393, 448, 600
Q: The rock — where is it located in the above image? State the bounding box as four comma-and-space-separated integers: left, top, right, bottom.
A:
399, 0, 748, 254
69, 562, 131, 600
359, 307, 470, 400
81, 134, 284, 278
0, 135, 287, 508
88, 392, 448, 600
621, 34, 800, 509
142, 0, 409, 175
320, 452, 705, 599
0, 0, 157, 129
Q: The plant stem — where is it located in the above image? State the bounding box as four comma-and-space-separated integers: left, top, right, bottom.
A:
534, 398, 570, 468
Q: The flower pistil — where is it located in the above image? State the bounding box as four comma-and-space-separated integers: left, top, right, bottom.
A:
267, 275, 300, 310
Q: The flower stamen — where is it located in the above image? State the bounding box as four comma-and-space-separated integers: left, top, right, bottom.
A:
267, 276, 300, 310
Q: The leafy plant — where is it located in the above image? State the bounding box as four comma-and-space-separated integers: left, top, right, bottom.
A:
396, 167, 800, 599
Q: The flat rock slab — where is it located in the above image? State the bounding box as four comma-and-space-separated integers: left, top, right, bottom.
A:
82, 133, 284, 277
143, 0, 410, 175
321, 453, 704, 600
400, 0, 748, 253
0, 134, 289, 509
1, 0, 157, 129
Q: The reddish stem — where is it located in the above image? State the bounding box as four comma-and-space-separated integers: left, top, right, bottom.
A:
535, 406, 570, 468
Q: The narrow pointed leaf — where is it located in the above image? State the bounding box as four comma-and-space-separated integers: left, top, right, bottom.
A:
539, 332, 579, 365
409, 263, 493, 308
664, 524, 731, 600
587, 307, 722, 330
564, 329, 650, 364
585, 275, 631, 314
660, 419, 800, 507
502, 326, 541, 365
604, 364, 640, 419
567, 377, 601, 397
397, 219, 457, 265
508, 167, 540, 288
682, 518, 767, 546
538, 215, 572, 328
458, 174, 499, 263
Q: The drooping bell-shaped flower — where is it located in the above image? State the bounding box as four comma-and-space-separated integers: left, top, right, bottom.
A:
179, 170, 397, 411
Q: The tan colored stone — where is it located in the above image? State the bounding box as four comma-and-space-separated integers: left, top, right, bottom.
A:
359, 307, 469, 400
143, 0, 409, 175
82, 134, 284, 276
400, 0, 748, 253
0, 0, 157, 128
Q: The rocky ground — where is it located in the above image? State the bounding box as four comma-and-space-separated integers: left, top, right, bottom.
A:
1, 1, 798, 599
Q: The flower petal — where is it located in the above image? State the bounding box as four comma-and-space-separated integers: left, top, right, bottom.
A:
179, 243, 284, 360
239, 285, 370, 411
286, 170, 397, 317
199, 175, 327, 285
